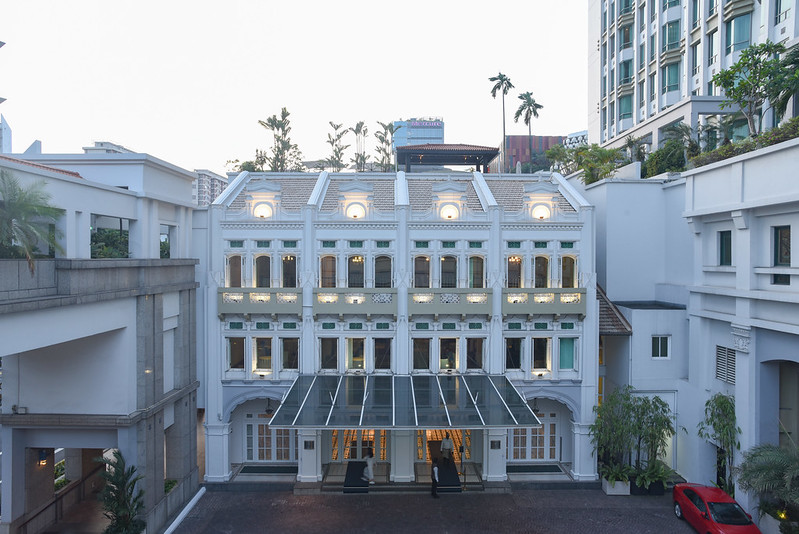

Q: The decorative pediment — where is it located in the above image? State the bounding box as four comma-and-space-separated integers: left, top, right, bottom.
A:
523, 181, 559, 195
432, 180, 468, 194
338, 180, 374, 194
246, 180, 282, 193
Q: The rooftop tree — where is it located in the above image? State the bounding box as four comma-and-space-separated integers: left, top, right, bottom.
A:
513, 91, 543, 173
489, 72, 514, 172
326, 122, 350, 172
712, 41, 788, 137
350, 121, 370, 172
257, 107, 304, 172
0, 169, 63, 273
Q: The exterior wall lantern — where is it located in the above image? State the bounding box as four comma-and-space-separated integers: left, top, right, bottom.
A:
532, 203, 551, 220
38, 449, 48, 466
253, 203, 273, 219
346, 203, 366, 219
440, 203, 460, 220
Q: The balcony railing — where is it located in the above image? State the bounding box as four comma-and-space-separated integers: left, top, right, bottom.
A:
501, 288, 587, 317
313, 288, 397, 317
218, 288, 302, 315
408, 288, 492, 318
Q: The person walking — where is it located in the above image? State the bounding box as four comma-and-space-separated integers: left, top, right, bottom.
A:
431, 458, 439, 498
362, 448, 376, 485
440, 432, 454, 465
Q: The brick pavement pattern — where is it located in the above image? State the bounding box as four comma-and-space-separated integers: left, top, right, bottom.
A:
172, 488, 696, 534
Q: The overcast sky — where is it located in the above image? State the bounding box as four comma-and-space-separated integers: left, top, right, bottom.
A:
0, 1, 588, 174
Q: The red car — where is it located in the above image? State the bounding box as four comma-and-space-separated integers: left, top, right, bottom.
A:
673, 483, 761, 533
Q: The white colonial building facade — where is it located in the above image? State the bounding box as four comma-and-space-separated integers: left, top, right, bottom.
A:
195, 170, 600, 484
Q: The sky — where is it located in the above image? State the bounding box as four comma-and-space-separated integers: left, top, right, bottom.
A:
0, 1, 588, 175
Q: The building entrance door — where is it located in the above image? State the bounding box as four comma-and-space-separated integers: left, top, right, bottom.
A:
330, 429, 388, 461
508, 412, 559, 462
415, 429, 471, 464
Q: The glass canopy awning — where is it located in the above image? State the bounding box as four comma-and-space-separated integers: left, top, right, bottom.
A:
269, 374, 541, 429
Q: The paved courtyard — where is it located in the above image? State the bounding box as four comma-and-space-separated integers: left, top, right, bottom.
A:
172, 487, 697, 534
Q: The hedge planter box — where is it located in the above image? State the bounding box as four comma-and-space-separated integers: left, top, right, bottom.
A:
602, 478, 630, 496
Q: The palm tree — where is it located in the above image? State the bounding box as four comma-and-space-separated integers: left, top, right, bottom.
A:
737, 437, 799, 521
96, 450, 146, 534
772, 45, 799, 120
489, 72, 514, 172
350, 121, 369, 172
0, 169, 63, 273
513, 92, 543, 172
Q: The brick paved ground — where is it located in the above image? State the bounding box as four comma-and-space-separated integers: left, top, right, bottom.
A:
172, 487, 697, 534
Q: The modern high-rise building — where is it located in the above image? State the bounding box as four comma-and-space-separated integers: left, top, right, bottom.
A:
392, 117, 445, 149
587, 0, 798, 150
0, 114, 11, 153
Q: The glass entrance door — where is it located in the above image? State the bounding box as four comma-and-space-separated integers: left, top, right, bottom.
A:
330, 429, 388, 461
245, 414, 297, 462
508, 413, 559, 462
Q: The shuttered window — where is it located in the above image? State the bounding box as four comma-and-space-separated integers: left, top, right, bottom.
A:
715, 346, 736, 384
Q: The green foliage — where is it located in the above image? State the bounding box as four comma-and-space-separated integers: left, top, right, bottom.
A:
0, 169, 64, 273
591, 385, 675, 483
698, 393, 741, 496
691, 116, 799, 168
623, 135, 646, 163
164, 479, 178, 494
96, 450, 146, 534
575, 144, 622, 184
489, 72, 515, 172
643, 139, 685, 177
160, 238, 170, 259
737, 438, 799, 525
514, 91, 543, 172
257, 108, 305, 172
374, 121, 400, 172
635, 460, 675, 490
599, 462, 635, 485
91, 229, 129, 258
326, 122, 349, 172
545, 144, 577, 175
54, 460, 65, 479
773, 46, 799, 119
55, 477, 71, 491
350, 121, 370, 172
712, 41, 788, 136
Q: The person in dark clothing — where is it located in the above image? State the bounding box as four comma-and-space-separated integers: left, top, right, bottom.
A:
431, 458, 439, 498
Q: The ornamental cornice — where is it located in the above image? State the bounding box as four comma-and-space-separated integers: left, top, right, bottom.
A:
408, 223, 492, 231
731, 324, 750, 353
501, 223, 583, 231
220, 222, 305, 230
314, 222, 399, 230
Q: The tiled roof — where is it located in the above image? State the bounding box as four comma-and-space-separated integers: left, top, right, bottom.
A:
406, 179, 483, 212
270, 178, 319, 210
597, 285, 632, 336
485, 179, 576, 213
320, 178, 395, 212
0, 155, 84, 179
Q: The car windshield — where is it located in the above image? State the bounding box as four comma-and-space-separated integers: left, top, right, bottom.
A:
707, 502, 752, 525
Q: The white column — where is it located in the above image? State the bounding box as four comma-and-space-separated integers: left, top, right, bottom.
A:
488, 206, 504, 374
297, 429, 321, 482
204, 423, 231, 482
390, 430, 415, 482
396, 203, 410, 374
570, 422, 597, 481
482, 428, 508, 482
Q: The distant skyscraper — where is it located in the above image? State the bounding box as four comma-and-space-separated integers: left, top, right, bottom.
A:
392, 117, 444, 149
0, 115, 11, 153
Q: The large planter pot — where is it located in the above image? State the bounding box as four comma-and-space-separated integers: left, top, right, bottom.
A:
648, 481, 665, 495
629, 481, 648, 496
602, 477, 630, 496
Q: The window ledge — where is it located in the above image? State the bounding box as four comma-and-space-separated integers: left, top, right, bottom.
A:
703, 265, 736, 273
753, 266, 798, 275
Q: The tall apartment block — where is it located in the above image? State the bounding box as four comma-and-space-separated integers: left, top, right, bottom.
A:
588, 0, 799, 149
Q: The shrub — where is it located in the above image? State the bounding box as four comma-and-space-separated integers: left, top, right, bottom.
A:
690, 117, 799, 169
643, 139, 685, 177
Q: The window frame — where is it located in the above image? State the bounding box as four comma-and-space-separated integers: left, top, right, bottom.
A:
719, 230, 732, 266
320, 255, 337, 288
651, 335, 670, 359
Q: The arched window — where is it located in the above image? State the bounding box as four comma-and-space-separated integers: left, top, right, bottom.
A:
255, 255, 271, 288
414, 256, 430, 288
561, 256, 576, 288
440, 256, 457, 288
348, 255, 364, 288
374, 255, 392, 288
534, 256, 549, 288
320, 256, 336, 288
282, 255, 297, 288
228, 255, 242, 288
507, 256, 522, 288
468, 256, 484, 288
